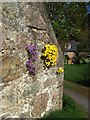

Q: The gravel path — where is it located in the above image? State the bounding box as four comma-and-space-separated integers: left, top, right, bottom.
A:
64, 88, 89, 114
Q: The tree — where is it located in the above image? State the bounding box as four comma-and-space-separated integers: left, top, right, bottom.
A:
44, 2, 89, 51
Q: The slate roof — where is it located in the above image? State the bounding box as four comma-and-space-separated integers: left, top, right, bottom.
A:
66, 40, 78, 52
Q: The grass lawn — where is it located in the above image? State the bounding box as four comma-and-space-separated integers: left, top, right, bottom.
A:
42, 94, 87, 118
64, 63, 90, 86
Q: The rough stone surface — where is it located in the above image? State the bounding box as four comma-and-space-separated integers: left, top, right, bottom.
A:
1, 2, 64, 118
23, 3, 46, 30
31, 93, 49, 117
2, 56, 23, 82
44, 79, 51, 88
52, 89, 60, 106
22, 80, 42, 98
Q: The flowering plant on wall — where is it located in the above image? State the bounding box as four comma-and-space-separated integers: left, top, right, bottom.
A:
26, 44, 37, 75
56, 67, 64, 74
41, 44, 58, 68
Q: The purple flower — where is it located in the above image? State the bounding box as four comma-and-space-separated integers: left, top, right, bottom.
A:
25, 44, 37, 75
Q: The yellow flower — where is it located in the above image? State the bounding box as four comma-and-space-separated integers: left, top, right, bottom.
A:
47, 55, 52, 60
45, 60, 50, 66
42, 44, 58, 67
57, 67, 64, 74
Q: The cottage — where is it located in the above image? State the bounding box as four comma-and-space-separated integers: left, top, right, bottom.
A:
64, 40, 78, 64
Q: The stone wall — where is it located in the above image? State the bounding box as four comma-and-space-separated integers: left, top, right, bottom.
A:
0, 2, 64, 118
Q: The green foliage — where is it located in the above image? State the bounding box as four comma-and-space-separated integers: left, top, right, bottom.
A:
77, 41, 90, 52
44, 2, 88, 50
63, 94, 76, 109
41, 94, 87, 118
80, 58, 86, 64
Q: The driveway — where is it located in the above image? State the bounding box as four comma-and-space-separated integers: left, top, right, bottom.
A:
64, 85, 89, 118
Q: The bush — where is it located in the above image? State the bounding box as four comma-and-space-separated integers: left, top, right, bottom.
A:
80, 58, 86, 64
85, 58, 90, 63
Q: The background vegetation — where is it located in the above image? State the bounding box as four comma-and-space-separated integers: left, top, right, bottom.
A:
44, 2, 89, 52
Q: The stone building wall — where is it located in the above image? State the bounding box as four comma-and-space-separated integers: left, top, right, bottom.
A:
0, 2, 64, 118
